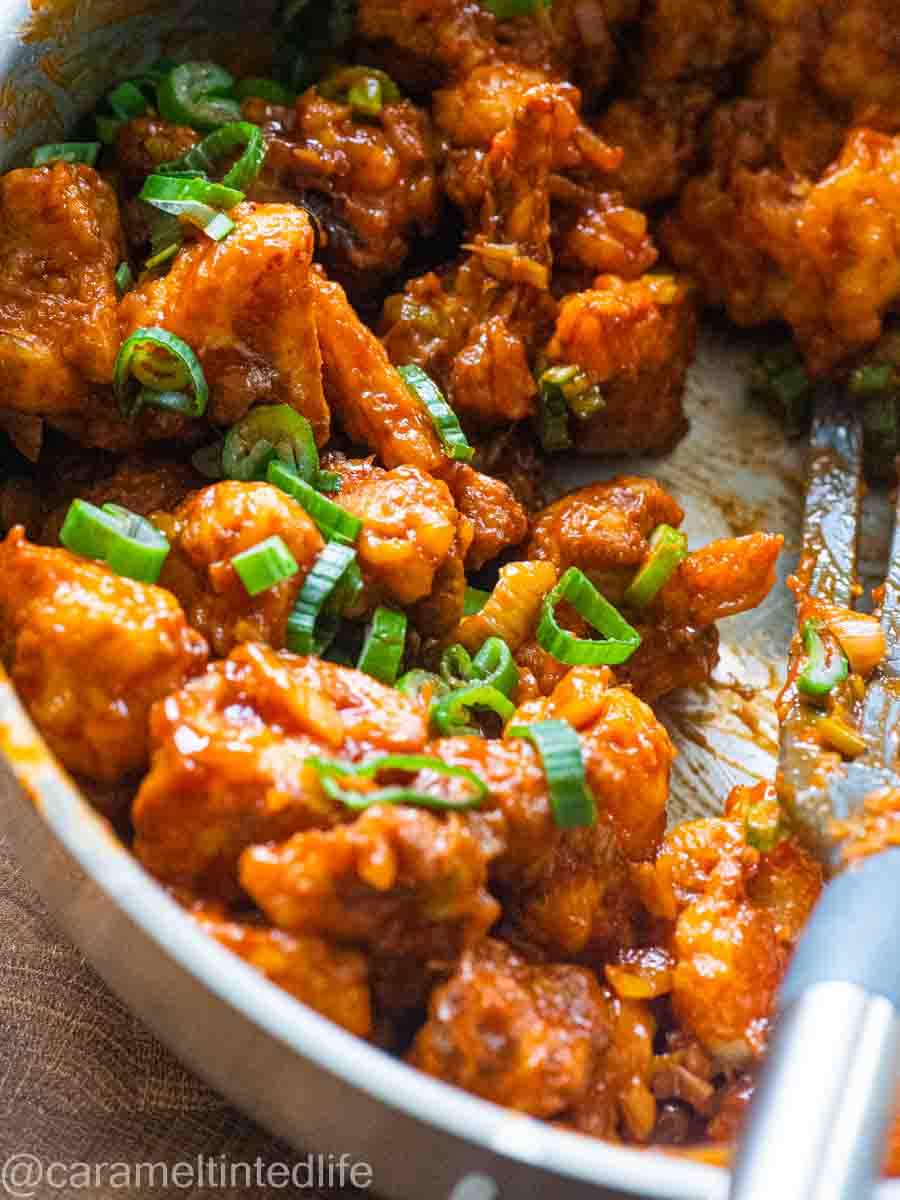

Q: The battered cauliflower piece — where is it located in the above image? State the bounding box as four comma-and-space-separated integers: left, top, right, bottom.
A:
816, 0, 900, 129
192, 907, 372, 1038
114, 117, 200, 191
0, 163, 123, 417
355, 0, 495, 80
155, 481, 324, 657
132, 642, 428, 901
637, 0, 761, 85
119, 203, 329, 439
240, 803, 500, 1013
0, 528, 208, 783
543, 274, 696, 454
250, 84, 439, 286
324, 457, 464, 607
312, 271, 445, 472
437, 462, 528, 571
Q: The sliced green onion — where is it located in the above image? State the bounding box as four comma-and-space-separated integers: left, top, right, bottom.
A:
623, 524, 688, 609
157, 61, 242, 131
540, 364, 604, 421
231, 535, 299, 596
320, 67, 400, 117
267, 461, 361, 544
396, 670, 450, 703
429, 684, 515, 737
536, 367, 572, 452
817, 714, 866, 759
315, 469, 343, 494
59, 499, 170, 584
745, 797, 786, 852
107, 80, 150, 120
508, 719, 595, 829
750, 345, 813, 434
481, 0, 548, 17
440, 637, 518, 697
140, 174, 244, 237
114, 261, 133, 296
287, 542, 357, 654
850, 364, 896, 397
114, 327, 208, 421
235, 77, 296, 104
191, 437, 225, 479
398, 364, 474, 463
797, 619, 849, 698
224, 405, 319, 483
30, 142, 101, 167
146, 210, 182, 270
96, 116, 124, 144
463, 586, 490, 616
357, 607, 407, 684
203, 211, 235, 241
538, 567, 641, 666
306, 753, 487, 811
158, 121, 267, 193
145, 240, 181, 271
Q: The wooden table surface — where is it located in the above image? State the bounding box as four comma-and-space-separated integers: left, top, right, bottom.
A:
0, 834, 373, 1199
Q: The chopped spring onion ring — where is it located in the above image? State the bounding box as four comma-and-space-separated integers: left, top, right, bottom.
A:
287, 542, 357, 655
508, 719, 596, 829
429, 684, 515, 737
306, 753, 487, 811
536, 368, 572, 452
234, 77, 296, 105
59, 499, 170, 584
30, 142, 101, 167
463, 586, 490, 616
480, 0, 549, 17
850, 364, 896, 397
157, 61, 242, 131
396, 670, 450, 704
540, 364, 605, 420
623, 524, 688, 609
744, 797, 786, 852
440, 637, 519, 698
107, 80, 150, 120
114, 262, 133, 295
357, 606, 407, 684
114, 327, 208, 420
797, 619, 849, 698
231, 535, 299, 596
398, 364, 474, 462
158, 121, 267, 193
268, 461, 360, 543
223, 405, 319, 483
538, 567, 641, 666
202, 211, 236, 241
320, 67, 400, 117
315, 470, 343, 494
145, 240, 181, 271
140, 174, 244, 237
817, 714, 866, 759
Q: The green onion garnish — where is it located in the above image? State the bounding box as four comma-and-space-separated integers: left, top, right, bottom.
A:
396, 670, 450, 703
508, 719, 595, 829
397, 364, 474, 463
107, 80, 150, 120
114, 261, 134, 296
287, 542, 357, 655
429, 683, 515, 737
536, 367, 573, 452
319, 67, 400, 117
268, 461, 361, 544
234, 77, 296, 105
306, 753, 487, 811
140, 174, 244, 239
850, 364, 896, 397
797, 619, 849, 698
156, 61, 242, 131
114, 327, 208, 420
537, 567, 641, 666
463, 586, 490, 616
231, 535, 299, 596
223, 405, 319, 483
539, 364, 604, 421
30, 142, 101, 167
744, 797, 786, 852
440, 636, 518, 697
480, 0, 549, 17
59, 499, 170, 584
96, 116, 123, 144
158, 121, 267, 194
623, 524, 688, 609
357, 606, 407, 684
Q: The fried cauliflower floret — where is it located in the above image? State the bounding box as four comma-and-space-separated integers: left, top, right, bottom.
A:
132, 642, 428, 901
312, 270, 444, 472
0, 527, 207, 783
192, 908, 372, 1038
637, 0, 761, 85
450, 314, 538, 426
355, 0, 495, 79
544, 274, 696, 454
113, 117, 200, 191
659, 532, 784, 626
119, 202, 328, 439
155, 481, 325, 656
551, 189, 659, 281
0, 163, 123, 418
240, 803, 500, 1013
816, 0, 900, 129
257, 84, 438, 285
410, 938, 612, 1116
325, 457, 463, 606
437, 462, 528, 571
